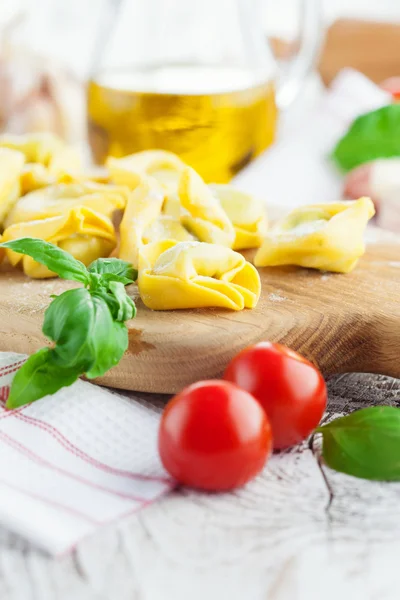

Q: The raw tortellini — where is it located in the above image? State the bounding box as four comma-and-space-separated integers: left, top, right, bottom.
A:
108, 149, 186, 193
109, 151, 266, 250
116, 165, 261, 311
210, 184, 268, 250
0, 132, 83, 196
254, 197, 375, 273
0, 148, 25, 226
178, 167, 236, 247
0, 132, 82, 179
118, 176, 194, 269
5, 182, 128, 228
139, 240, 261, 311
2, 206, 116, 278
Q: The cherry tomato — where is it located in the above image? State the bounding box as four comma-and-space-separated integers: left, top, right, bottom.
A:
380, 77, 400, 101
224, 342, 327, 450
158, 380, 272, 491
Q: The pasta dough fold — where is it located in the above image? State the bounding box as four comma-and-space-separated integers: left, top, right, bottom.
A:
139, 240, 260, 311
0, 148, 25, 227
2, 206, 116, 278
5, 182, 128, 228
210, 184, 268, 250
254, 197, 375, 273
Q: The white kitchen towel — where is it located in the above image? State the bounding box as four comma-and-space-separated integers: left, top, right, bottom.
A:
0, 352, 173, 555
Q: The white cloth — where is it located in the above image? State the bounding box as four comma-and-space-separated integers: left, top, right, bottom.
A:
0, 68, 391, 556
0, 353, 173, 555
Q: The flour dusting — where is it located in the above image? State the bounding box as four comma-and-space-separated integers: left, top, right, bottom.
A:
268, 292, 287, 303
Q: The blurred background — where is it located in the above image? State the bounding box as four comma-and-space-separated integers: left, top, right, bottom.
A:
2, 0, 400, 141
1, 0, 400, 229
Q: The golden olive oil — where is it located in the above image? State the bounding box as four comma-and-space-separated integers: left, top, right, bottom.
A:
87, 66, 277, 183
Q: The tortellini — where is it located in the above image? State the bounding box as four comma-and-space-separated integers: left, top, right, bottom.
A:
0, 148, 25, 226
254, 197, 375, 273
210, 184, 268, 250
0, 133, 82, 179
110, 152, 263, 252
107, 150, 186, 193
0, 133, 83, 197
5, 182, 128, 228
139, 240, 261, 311
178, 167, 235, 247
119, 177, 193, 269
2, 206, 116, 278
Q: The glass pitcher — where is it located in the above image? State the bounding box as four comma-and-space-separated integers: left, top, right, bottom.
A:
88, 0, 321, 182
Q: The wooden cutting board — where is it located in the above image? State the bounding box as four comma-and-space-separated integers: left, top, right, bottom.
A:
0, 238, 400, 393
0, 232, 399, 394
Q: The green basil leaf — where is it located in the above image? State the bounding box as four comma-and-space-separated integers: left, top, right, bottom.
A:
316, 407, 400, 481
91, 288, 122, 321
0, 238, 89, 284
331, 104, 400, 172
108, 281, 136, 321
85, 296, 128, 379
42, 288, 96, 372
6, 348, 79, 409
88, 258, 137, 285
92, 287, 136, 322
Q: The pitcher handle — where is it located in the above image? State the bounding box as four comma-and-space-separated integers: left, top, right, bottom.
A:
273, 0, 323, 109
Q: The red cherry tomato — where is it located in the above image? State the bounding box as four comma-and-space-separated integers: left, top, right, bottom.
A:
224, 342, 327, 450
158, 380, 272, 491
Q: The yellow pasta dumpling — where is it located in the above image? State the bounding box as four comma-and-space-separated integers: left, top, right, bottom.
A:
107, 150, 186, 193
20, 164, 111, 196
209, 184, 268, 250
179, 167, 235, 247
139, 240, 260, 311
254, 197, 375, 273
143, 216, 195, 245
0, 148, 25, 227
0, 132, 82, 182
118, 176, 193, 268
4, 182, 128, 228
20, 163, 57, 196
2, 206, 116, 278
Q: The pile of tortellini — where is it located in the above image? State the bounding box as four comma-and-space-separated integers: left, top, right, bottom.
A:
0, 133, 375, 311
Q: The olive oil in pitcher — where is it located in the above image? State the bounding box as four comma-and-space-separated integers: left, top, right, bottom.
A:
88, 65, 277, 183
87, 0, 320, 181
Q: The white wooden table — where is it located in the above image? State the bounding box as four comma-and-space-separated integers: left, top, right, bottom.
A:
0, 371, 400, 600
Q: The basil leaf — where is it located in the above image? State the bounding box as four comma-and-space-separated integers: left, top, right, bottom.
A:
88, 258, 137, 284
42, 288, 96, 372
317, 407, 400, 481
332, 104, 400, 172
6, 348, 79, 409
108, 281, 136, 321
0, 238, 89, 284
85, 296, 128, 379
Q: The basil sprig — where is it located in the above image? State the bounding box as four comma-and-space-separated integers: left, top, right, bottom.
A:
316, 407, 400, 481
332, 104, 400, 172
0, 237, 137, 409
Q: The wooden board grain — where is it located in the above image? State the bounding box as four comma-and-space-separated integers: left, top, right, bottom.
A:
272, 19, 400, 87
0, 237, 399, 394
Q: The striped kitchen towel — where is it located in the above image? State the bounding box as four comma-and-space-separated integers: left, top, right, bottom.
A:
0, 352, 173, 555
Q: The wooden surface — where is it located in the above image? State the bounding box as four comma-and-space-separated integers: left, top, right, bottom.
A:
0, 237, 399, 393
319, 19, 400, 86
0, 371, 400, 600
273, 19, 400, 86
